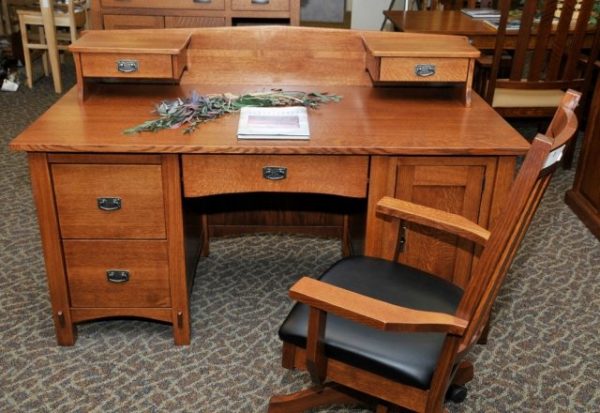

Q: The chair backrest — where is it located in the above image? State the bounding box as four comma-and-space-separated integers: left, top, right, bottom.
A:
485, 0, 600, 104
457, 90, 580, 354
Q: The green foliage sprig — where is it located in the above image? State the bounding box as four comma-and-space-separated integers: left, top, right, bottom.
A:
124, 90, 342, 135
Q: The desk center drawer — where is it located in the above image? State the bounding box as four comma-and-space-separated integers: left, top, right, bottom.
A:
182, 155, 369, 198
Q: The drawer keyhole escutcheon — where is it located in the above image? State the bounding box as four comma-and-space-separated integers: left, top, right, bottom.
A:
415, 64, 436, 77
97, 197, 122, 211
106, 270, 130, 284
117, 60, 139, 73
263, 166, 287, 180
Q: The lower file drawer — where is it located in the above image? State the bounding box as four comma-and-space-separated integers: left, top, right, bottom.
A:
64, 240, 171, 308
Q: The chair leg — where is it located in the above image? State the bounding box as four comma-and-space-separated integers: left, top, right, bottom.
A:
268, 383, 361, 413
18, 20, 34, 89
38, 26, 49, 77
452, 360, 474, 386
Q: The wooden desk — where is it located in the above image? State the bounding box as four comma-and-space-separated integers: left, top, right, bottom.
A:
386, 10, 596, 50
9, 26, 529, 346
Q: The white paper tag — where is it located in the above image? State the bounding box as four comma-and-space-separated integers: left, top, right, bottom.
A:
40, 0, 50, 7
1, 79, 19, 92
543, 146, 564, 169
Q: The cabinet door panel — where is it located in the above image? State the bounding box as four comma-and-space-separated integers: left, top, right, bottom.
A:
366, 156, 497, 286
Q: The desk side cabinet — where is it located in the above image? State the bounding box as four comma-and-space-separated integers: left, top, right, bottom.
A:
28, 153, 199, 345
365, 156, 513, 288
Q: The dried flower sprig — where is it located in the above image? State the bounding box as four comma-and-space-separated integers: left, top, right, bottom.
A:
124, 90, 342, 135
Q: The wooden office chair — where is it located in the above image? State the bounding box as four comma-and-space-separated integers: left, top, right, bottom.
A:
17, 0, 87, 93
482, 0, 599, 169
269, 91, 580, 413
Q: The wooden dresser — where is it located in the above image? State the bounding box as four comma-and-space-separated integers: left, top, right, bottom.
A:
90, 0, 301, 29
10, 27, 529, 345
566, 78, 600, 240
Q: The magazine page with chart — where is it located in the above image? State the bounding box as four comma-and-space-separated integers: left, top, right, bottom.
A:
237, 107, 310, 140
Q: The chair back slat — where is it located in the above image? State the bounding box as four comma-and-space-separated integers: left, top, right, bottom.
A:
487, 0, 599, 105
511, 0, 540, 80
456, 90, 580, 352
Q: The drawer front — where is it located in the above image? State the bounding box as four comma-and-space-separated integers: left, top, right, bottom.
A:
64, 240, 171, 308
80, 52, 174, 78
103, 14, 165, 30
182, 155, 369, 198
52, 164, 166, 239
101, 0, 225, 10
165, 15, 226, 27
379, 57, 469, 82
231, 0, 290, 11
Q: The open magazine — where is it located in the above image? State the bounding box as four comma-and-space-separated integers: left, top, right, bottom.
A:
237, 106, 310, 140
461, 8, 501, 19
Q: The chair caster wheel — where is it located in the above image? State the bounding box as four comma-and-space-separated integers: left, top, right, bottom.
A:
445, 384, 467, 403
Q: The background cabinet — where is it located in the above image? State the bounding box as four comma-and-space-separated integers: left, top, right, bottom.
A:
566, 80, 600, 240
90, 0, 301, 29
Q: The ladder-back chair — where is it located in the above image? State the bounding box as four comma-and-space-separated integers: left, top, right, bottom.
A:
269, 90, 580, 412
17, 0, 87, 93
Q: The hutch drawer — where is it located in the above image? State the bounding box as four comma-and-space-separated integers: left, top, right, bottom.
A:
52, 163, 167, 239
182, 154, 369, 198
64, 240, 171, 308
101, 0, 226, 10
80, 52, 185, 79
231, 0, 290, 12
367, 57, 470, 83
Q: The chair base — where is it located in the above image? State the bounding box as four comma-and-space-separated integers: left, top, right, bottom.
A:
268, 382, 366, 413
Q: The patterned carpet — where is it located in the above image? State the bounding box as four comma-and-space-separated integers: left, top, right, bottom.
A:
1, 62, 599, 413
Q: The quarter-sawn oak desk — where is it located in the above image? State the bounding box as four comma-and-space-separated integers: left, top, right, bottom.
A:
9, 26, 529, 346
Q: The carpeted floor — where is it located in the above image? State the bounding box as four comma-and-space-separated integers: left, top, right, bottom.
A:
0, 62, 599, 413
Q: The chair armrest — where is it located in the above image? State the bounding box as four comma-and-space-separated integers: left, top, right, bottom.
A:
290, 277, 467, 336
376, 196, 490, 245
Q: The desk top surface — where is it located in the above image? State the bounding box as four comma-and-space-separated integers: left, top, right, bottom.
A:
385, 11, 497, 37
11, 83, 528, 155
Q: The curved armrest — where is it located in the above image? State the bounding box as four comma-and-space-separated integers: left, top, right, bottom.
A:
376, 196, 490, 246
290, 277, 467, 336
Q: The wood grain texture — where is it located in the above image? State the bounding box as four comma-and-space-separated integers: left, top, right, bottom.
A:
379, 57, 469, 82
103, 14, 165, 30
376, 196, 490, 245
290, 277, 468, 335
52, 163, 167, 239
63, 240, 171, 308
101, 0, 226, 10
182, 155, 369, 198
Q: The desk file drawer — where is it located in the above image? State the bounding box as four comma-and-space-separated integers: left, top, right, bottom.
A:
64, 240, 171, 308
367, 56, 469, 82
101, 0, 225, 10
52, 164, 166, 239
182, 155, 368, 198
231, 0, 290, 11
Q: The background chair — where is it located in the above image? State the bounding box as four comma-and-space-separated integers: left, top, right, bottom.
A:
269, 91, 580, 412
17, 0, 87, 93
483, 0, 600, 166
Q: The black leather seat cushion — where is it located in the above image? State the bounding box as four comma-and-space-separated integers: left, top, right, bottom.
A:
278, 256, 463, 390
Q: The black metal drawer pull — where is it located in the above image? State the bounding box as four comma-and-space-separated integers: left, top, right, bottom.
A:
193, 0, 212, 3
116, 60, 139, 73
106, 270, 130, 284
415, 64, 436, 77
97, 197, 122, 211
263, 166, 287, 180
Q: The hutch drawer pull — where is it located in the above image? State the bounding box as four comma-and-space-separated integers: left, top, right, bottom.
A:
193, 0, 212, 3
415, 64, 436, 77
97, 197, 122, 211
106, 270, 130, 283
116, 60, 139, 73
263, 166, 287, 180
251, 0, 270, 4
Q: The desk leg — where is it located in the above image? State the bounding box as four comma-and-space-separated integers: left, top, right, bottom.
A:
162, 155, 191, 345
28, 153, 76, 345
